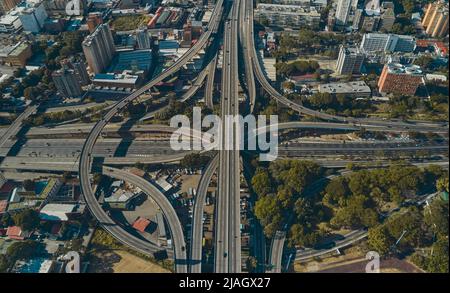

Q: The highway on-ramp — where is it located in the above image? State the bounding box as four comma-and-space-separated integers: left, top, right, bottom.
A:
103, 166, 187, 272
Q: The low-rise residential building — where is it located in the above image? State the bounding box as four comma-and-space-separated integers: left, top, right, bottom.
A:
39, 179, 62, 200
254, 3, 320, 29
92, 71, 142, 89
377, 63, 424, 95
0, 41, 32, 67
318, 81, 371, 97
6, 226, 31, 240
0, 13, 22, 33
104, 189, 140, 210
39, 203, 85, 221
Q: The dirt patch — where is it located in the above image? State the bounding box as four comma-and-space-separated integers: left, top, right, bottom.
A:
178, 174, 201, 194
88, 250, 170, 273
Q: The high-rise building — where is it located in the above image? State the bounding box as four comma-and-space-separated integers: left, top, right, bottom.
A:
0, 0, 21, 14
378, 63, 423, 95
17, 0, 48, 33
335, 0, 352, 26
352, 8, 364, 30
335, 45, 364, 75
360, 33, 416, 53
82, 24, 116, 74
87, 12, 103, 33
136, 27, 151, 49
52, 67, 83, 98
422, 1, 449, 38
62, 58, 90, 85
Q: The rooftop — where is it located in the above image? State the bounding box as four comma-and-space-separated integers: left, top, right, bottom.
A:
39, 203, 77, 221
93, 72, 139, 84
104, 190, 138, 203
109, 49, 153, 73
386, 63, 423, 75
132, 217, 151, 233
318, 81, 371, 95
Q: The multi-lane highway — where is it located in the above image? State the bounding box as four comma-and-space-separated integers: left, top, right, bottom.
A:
190, 155, 219, 273
214, 1, 242, 272
240, 0, 256, 113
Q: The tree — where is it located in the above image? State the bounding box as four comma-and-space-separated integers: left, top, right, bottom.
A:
12, 209, 40, 231
289, 223, 321, 248
246, 256, 258, 273
385, 207, 424, 252
1, 213, 13, 228
0, 254, 8, 273
282, 81, 295, 92
6, 240, 40, 261
436, 176, 449, 193
251, 169, 272, 196
179, 153, 210, 169
324, 177, 349, 206
23, 87, 38, 100
367, 226, 392, 257
254, 194, 282, 237
330, 195, 378, 229
426, 238, 449, 273
424, 198, 449, 238
23, 179, 35, 191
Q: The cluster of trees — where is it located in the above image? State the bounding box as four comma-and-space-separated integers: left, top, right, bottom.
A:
257, 99, 298, 122
385, 89, 448, 120
1, 209, 42, 272
322, 164, 446, 230
8, 68, 54, 101
391, 15, 416, 35
58, 31, 84, 59
111, 15, 152, 31
275, 60, 320, 78
273, 29, 359, 60
180, 153, 211, 169
25, 110, 83, 126
252, 160, 325, 247
368, 195, 449, 273
154, 99, 193, 121
303, 92, 374, 117
0, 240, 43, 272
0, 209, 40, 232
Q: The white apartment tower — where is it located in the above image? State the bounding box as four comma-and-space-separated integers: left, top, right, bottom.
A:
335, 0, 352, 26
82, 23, 116, 74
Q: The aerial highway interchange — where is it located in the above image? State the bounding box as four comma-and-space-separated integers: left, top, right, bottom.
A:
0, 0, 448, 274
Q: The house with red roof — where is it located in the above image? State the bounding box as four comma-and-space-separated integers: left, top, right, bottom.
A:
0, 200, 8, 214
6, 226, 31, 240
132, 217, 151, 233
